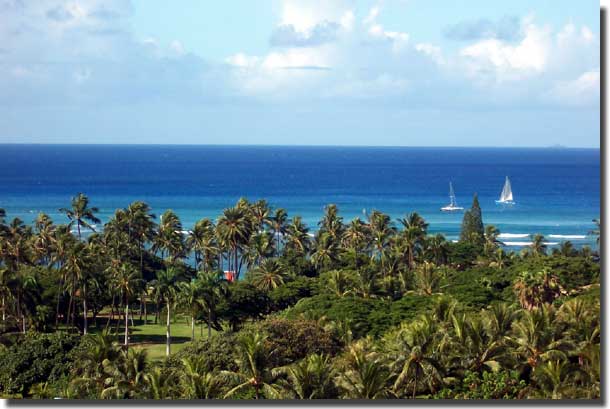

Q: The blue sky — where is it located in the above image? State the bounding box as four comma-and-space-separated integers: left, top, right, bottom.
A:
0, 0, 600, 147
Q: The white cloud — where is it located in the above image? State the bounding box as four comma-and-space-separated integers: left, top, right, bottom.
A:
459, 19, 551, 82
546, 68, 600, 106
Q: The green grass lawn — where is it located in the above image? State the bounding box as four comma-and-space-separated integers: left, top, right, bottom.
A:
89, 313, 216, 361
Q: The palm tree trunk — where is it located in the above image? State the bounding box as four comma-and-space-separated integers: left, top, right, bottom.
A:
2, 295, 5, 325
144, 296, 148, 325
77, 222, 81, 239
105, 294, 115, 331
83, 297, 88, 335
208, 310, 212, 338
412, 371, 418, 399
166, 303, 171, 356
124, 301, 129, 347
191, 314, 195, 341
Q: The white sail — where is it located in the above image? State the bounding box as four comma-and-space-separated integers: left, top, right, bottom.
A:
441, 181, 463, 211
449, 182, 456, 206
498, 176, 514, 203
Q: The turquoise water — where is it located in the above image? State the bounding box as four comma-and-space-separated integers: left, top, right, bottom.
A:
0, 145, 600, 248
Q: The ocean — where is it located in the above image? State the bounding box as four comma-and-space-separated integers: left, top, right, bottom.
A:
0, 145, 600, 248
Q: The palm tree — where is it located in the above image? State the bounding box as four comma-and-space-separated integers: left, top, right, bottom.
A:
270, 208, 288, 256
318, 204, 344, 242
62, 241, 90, 329
311, 232, 339, 271
530, 234, 547, 257
125, 201, 156, 274
388, 316, 443, 398
484, 225, 502, 256
59, 193, 101, 239
178, 280, 202, 341
196, 270, 228, 338
250, 199, 272, 233
284, 216, 311, 257
250, 258, 288, 291
9, 268, 39, 333
397, 216, 426, 270
277, 353, 338, 399
245, 231, 274, 269
414, 262, 441, 296
337, 343, 392, 399
179, 356, 224, 399
187, 218, 217, 270
114, 263, 142, 347
100, 348, 149, 399
222, 331, 280, 399
32, 213, 56, 266
589, 218, 600, 249
151, 267, 181, 355
327, 270, 353, 297
154, 210, 185, 263
510, 305, 573, 370
513, 269, 562, 311
368, 211, 395, 275
216, 207, 250, 279
426, 234, 449, 266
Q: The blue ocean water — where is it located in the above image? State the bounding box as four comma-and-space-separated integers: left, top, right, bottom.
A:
0, 145, 600, 248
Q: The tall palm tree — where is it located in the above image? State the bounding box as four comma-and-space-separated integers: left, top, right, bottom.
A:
196, 270, 228, 338
222, 331, 280, 399
284, 216, 311, 257
32, 213, 56, 266
318, 204, 344, 242
368, 211, 395, 275
154, 210, 185, 263
245, 231, 274, 269
270, 208, 288, 256
311, 232, 339, 271
59, 193, 101, 239
426, 234, 449, 266
151, 267, 181, 355
125, 201, 156, 273
250, 199, 272, 233
187, 218, 217, 270
250, 258, 288, 291
114, 263, 142, 347
9, 268, 39, 333
216, 207, 250, 279
62, 241, 90, 329
178, 280, 202, 341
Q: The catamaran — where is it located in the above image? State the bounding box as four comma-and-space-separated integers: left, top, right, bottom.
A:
441, 182, 464, 212
496, 176, 515, 205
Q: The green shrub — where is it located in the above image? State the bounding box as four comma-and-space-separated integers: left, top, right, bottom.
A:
256, 317, 341, 366
0, 332, 81, 396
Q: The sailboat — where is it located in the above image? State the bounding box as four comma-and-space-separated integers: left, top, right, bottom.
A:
496, 176, 515, 205
441, 182, 464, 212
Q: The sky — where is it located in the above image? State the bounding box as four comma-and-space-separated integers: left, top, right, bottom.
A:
0, 0, 601, 147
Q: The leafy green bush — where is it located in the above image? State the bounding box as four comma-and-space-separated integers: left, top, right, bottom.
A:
173, 331, 239, 372
256, 317, 341, 366
268, 276, 317, 311
0, 332, 81, 395
217, 282, 271, 331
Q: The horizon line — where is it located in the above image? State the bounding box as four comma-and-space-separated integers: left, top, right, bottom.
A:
0, 142, 600, 149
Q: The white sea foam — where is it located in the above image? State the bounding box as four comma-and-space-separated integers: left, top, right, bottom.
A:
548, 234, 586, 240
502, 241, 559, 246
498, 233, 529, 239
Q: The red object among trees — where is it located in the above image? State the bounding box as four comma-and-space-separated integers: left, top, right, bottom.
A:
224, 271, 236, 282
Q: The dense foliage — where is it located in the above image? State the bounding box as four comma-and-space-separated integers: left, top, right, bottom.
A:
0, 194, 600, 400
